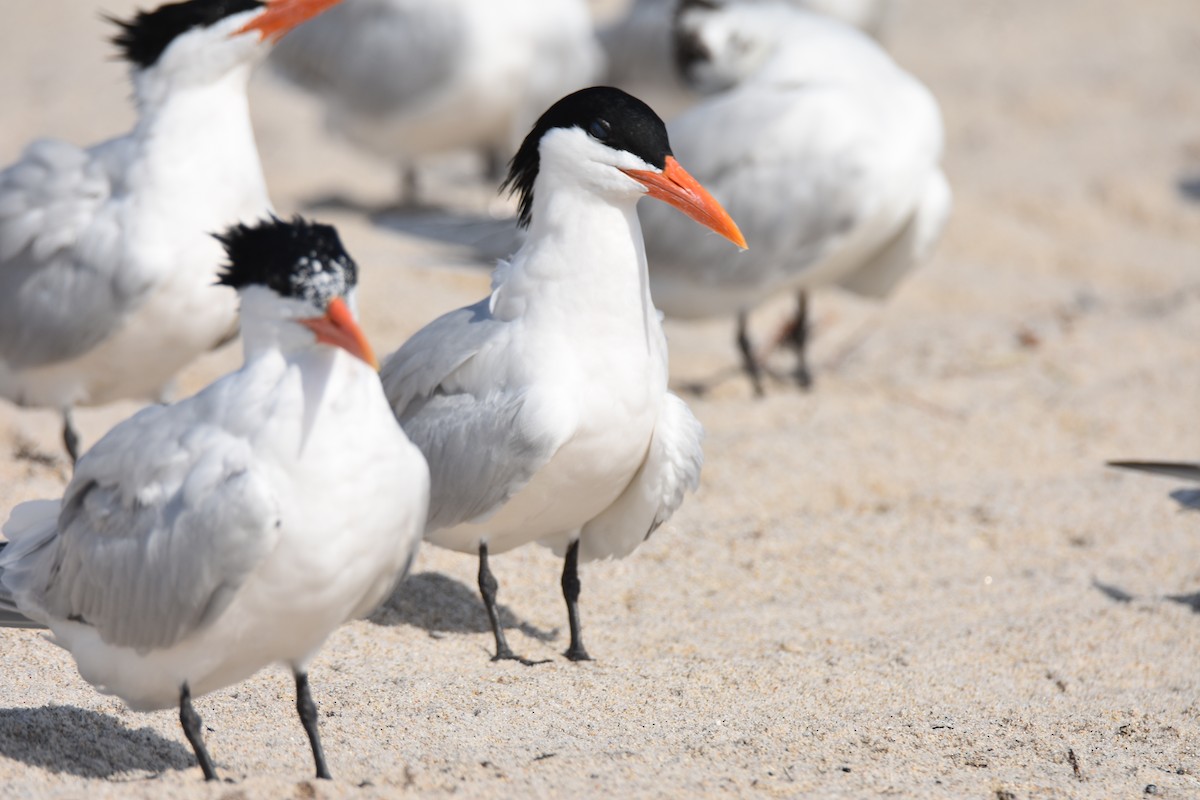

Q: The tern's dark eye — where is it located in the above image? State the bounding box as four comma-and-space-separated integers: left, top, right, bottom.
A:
588, 118, 612, 141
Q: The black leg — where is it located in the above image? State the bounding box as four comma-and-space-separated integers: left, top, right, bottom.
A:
736, 312, 765, 397
476, 544, 547, 665
61, 408, 81, 465
179, 683, 218, 782
294, 670, 332, 780
787, 291, 814, 390
478, 542, 516, 660
561, 541, 592, 662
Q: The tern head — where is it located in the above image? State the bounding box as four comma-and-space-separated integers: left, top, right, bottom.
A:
216, 216, 377, 369
673, 0, 779, 92
111, 0, 342, 87
502, 86, 746, 249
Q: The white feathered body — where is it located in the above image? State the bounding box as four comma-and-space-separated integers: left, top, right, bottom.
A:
271, 0, 604, 166
383, 135, 703, 563
644, 7, 949, 318
439, 201, 666, 556
1, 344, 428, 711
0, 64, 270, 409
601, 0, 892, 93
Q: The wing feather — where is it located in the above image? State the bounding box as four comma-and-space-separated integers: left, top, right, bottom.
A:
0, 404, 279, 652
382, 299, 569, 532
575, 392, 703, 561
0, 137, 150, 369
269, 0, 464, 117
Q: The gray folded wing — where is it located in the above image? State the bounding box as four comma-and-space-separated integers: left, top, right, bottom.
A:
382, 298, 570, 532
0, 539, 42, 627
0, 137, 150, 369
268, 0, 463, 117
1, 404, 280, 651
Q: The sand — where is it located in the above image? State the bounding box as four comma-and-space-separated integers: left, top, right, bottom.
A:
0, 0, 1198, 797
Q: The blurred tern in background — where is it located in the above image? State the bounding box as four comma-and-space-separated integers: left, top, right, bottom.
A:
381, 87, 744, 663
600, 0, 892, 107
642, 0, 949, 392
0, 217, 429, 782
0, 0, 345, 462
269, 0, 605, 204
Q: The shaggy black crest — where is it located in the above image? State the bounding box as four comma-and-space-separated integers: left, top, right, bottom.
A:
216, 216, 357, 309
110, 0, 265, 69
501, 86, 673, 229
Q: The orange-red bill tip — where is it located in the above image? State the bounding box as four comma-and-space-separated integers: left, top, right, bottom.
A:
622, 156, 747, 250
300, 297, 379, 370
236, 0, 344, 42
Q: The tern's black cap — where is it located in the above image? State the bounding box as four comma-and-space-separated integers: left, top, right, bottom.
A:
216, 216, 357, 309
110, 0, 265, 69
502, 86, 673, 229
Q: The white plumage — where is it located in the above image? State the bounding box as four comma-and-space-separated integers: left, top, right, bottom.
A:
0, 216, 429, 782
600, 0, 893, 103
269, 0, 605, 196
380, 87, 742, 663
643, 1, 950, 389
0, 0, 344, 460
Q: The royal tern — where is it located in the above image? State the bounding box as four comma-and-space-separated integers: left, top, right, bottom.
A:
641, 0, 949, 392
381, 87, 744, 663
0, 0, 344, 461
600, 0, 892, 105
0, 216, 429, 781
268, 0, 605, 202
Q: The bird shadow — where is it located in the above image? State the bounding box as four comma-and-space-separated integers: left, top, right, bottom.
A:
1092, 579, 1134, 604
373, 208, 522, 264
1167, 592, 1200, 614
1169, 489, 1200, 511
1092, 579, 1200, 616
300, 192, 521, 265
1177, 175, 1200, 203
0, 705, 193, 779
369, 571, 557, 643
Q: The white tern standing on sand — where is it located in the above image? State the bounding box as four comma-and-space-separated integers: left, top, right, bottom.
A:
0, 216, 430, 782
381, 86, 746, 664
643, 0, 950, 392
0, 0, 345, 461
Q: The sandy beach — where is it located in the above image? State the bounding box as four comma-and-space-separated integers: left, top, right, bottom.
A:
0, 0, 1198, 797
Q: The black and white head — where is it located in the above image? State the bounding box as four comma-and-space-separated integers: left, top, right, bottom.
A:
110, 0, 342, 88
673, 0, 781, 92
501, 86, 745, 248
217, 216, 376, 368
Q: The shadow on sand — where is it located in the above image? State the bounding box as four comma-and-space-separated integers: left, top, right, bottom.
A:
300, 192, 521, 265
0, 704, 193, 778
370, 571, 557, 643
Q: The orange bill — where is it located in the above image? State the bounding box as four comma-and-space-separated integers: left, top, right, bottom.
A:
236, 0, 344, 41
300, 297, 378, 370
622, 156, 747, 250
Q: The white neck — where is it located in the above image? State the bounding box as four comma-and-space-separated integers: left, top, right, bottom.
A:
126, 64, 268, 211
236, 288, 316, 364
492, 174, 658, 345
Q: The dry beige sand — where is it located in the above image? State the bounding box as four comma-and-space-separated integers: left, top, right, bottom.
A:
1, 0, 1199, 797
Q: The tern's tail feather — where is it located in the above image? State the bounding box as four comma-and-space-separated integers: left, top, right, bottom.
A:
1, 501, 61, 630
0, 541, 39, 628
